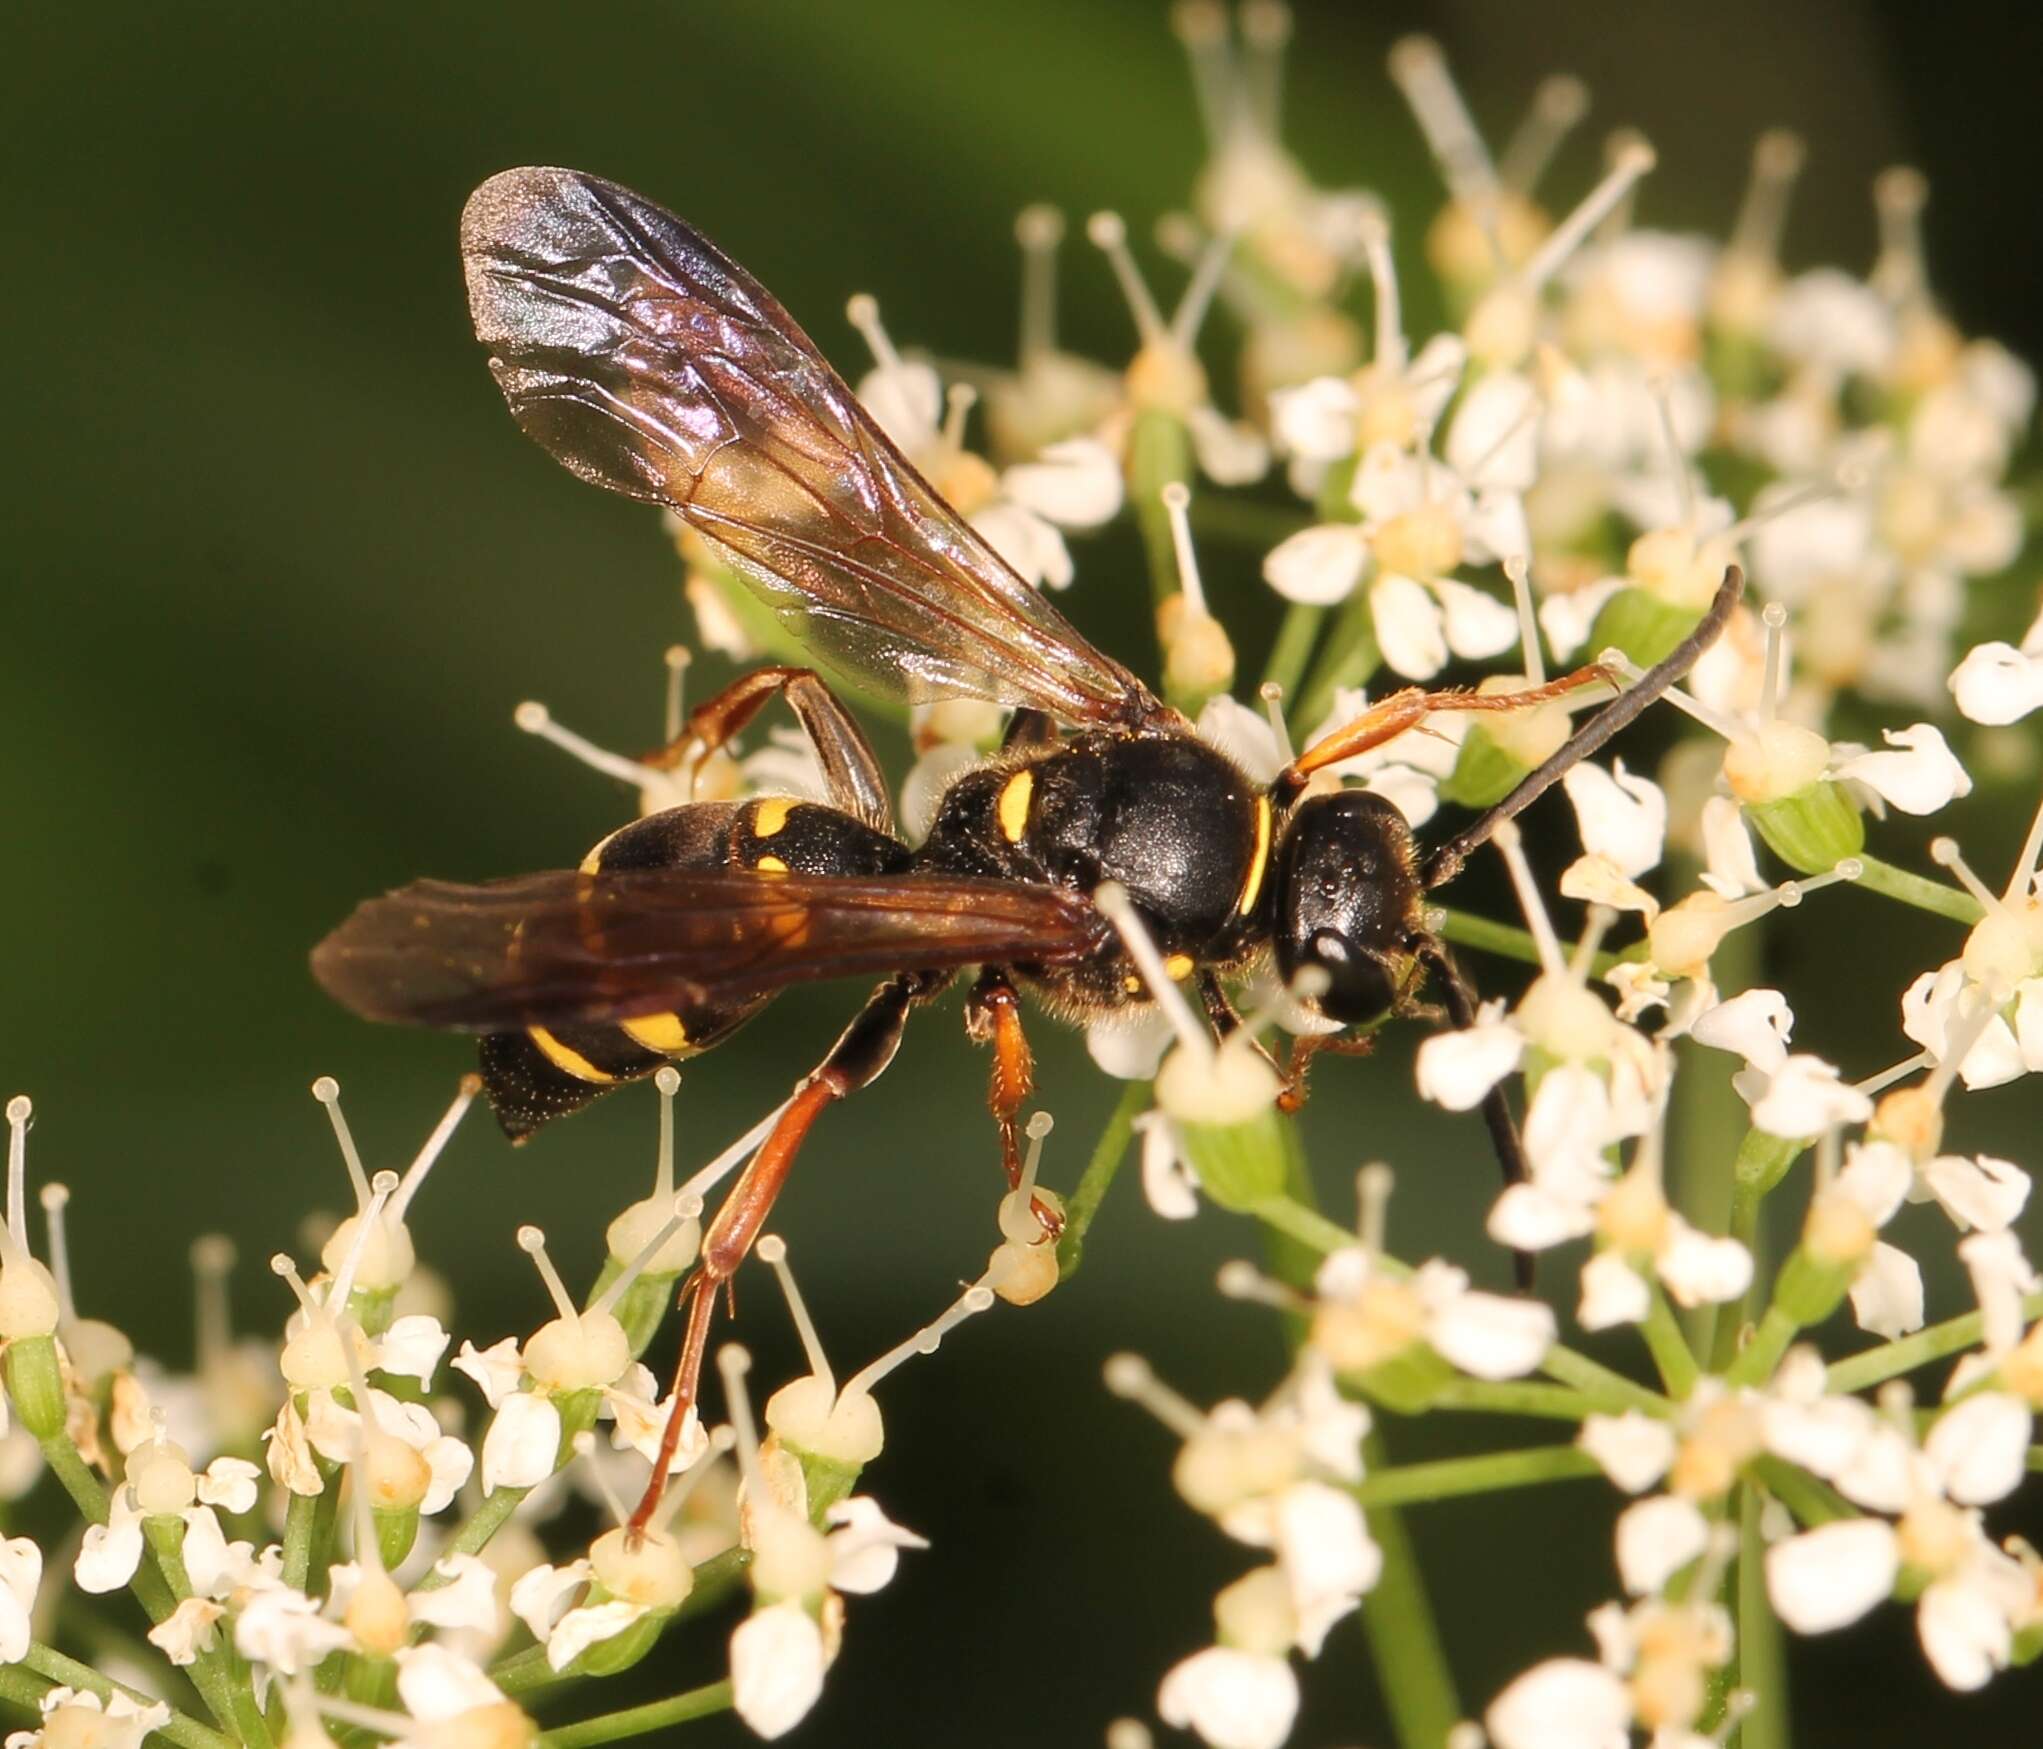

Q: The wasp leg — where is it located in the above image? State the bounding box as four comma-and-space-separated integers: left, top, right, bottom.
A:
641, 664, 895, 835
1423, 566, 1745, 889
1195, 971, 1287, 1071
964, 970, 1063, 1238
628, 972, 931, 1538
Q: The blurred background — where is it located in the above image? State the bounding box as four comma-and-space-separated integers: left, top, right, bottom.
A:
8, 1, 2043, 1742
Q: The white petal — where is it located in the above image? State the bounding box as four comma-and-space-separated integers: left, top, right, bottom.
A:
546, 1601, 648, 1673
1748, 1055, 1874, 1138
1426, 1291, 1555, 1381
377, 1315, 451, 1384
1578, 1252, 1651, 1330
1000, 437, 1122, 527
1699, 796, 1767, 899
1690, 988, 1793, 1073
1461, 489, 1531, 569
1656, 1219, 1753, 1308
1262, 524, 1367, 606
146, 1597, 224, 1668
420, 1435, 476, 1516
481, 1393, 561, 1494
1363, 764, 1440, 829
855, 361, 940, 453
1950, 641, 2043, 725
730, 1602, 830, 1739
1186, 406, 1271, 486
1578, 1412, 1676, 1494
1370, 574, 1448, 680
1923, 1154, 2031, 1233
1538, 579, 1624, 661
196, 1456, 262, 1517
1406, 335, 1470, 425
824, 1496, 929, 1595
1521, 1066, 1617, 1184
409, 1554, 504, 1639
1433, 577, 1522, 662
1269, 376, 1359, 462
1834, 1140, 1913, 1227
1197, 695, 1287, 785
177, 1508, 236, 1599
1918, 1574, 2013, 1692
394, 1642, 509, 1722
1925, 1393, 2033, 1506
235, 1589, 355, 1676
1157, 1647, 1300, 1749
1087, 1010, 1176, 1082
1849, 1243, 1924, 1340
1765, 1520, 1898, 1632
1273, 1483, 1381, 1631
1559, 855, 1660, 921
1960, 1229, 2041, 1356
510, 1559, 592, 1644
1485, 1658, 1632, 1749
1133, 1112, 1201, 1221
0, 1540, 36, 1666
451, 1338, 527, 1410
1834, 724, 1973, 816
1616, 1494, 1710, 1596
1562, 758, 1667, 880
74, 1501, 145, 1595
1901, 964, 2026, 1090
1414, 1011, 1524, 1111
1834, 1427, 1926, 1515
1447, 371, 1541, 492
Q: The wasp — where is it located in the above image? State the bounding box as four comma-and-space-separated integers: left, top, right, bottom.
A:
313, 167, 1739, 1530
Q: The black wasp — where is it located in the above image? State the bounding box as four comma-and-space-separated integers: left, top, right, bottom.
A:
313, 167, 1738, 1526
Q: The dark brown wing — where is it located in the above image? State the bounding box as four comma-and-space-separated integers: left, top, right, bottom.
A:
311, 865, 1109, 1031
461, 166, 1161, 729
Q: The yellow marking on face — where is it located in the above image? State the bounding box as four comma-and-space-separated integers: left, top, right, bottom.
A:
528, 1027, 616, 1085
1236, 795, 1274, 915
621, 1012, 692, 1054
752, 796, 797, 839
1164, 952, 1195, 981
578, 825, 625, 876
756, 855, 790, 875
997, 769, 1036, 844
1123, 974, 1143, 994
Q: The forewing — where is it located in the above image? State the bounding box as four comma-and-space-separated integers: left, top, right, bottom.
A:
312, 866, 1108, 1031
461, 166, 1158, 728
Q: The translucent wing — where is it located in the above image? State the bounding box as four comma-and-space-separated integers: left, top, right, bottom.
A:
311, 865, 1110, 1031
461, 166, 1161, 728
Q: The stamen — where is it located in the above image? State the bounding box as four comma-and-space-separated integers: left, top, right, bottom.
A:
1813, 1125, 1841, 1194
718, 1343, 761, 1486
1169, 228, 1236, 351
1092, 882, 1208, 1052
328, 1171, 399, 1308
1216, 1259, 1302, 1311
998, 1109, 1057, 1243
678, 1098, 794, 1207
1571, 905, 1617, 981
1490, 820, 1567, 979
755, 1235, 834, 1397
387, 1074, 478, 1225
1872, 167, 1929, 305
1087, 212, 1169, 348
1710, 862, 1862, 937
844, 293, 905, 376
1356, 211, 1406, 373
1757, 602, 1788, 725
1645, 377, 1696, 528
517, 1226, 580, 1324
663, 645, 690, 744
655, 1424, 737, 1533
840, 1281, 996, 1400
942, 382, 978, 452
1357, 1162, 1394, 1255
1730, 130, 1805, 262
1259, 682, 1295, 766
1929, 838, 2001, 914
1102, 1352, 1209, 1440
1596, 652, 1747, 741
1504, 556, 1546, 684
1720, 477, 1843, 549
1238, 0, 1291, 138
570, 1429, 631, 1527
1014, 204, 1065, 366
1, 1097, 28, 1265
1518, 139, 1656, 293
1387, 36, 1497, 204
311, 1695, 414, 1738
1160, 483, 1210, 616
1854, 1050, 1932, 1098
191, 1235, 236, 1365
38, 1184, 77, 1325
270, 1253, 321, 1320
312, 1077, 371, 1210
1499, 74, 1589, 195
654, 1066, 680, 1200
1923, 984, 2005, 1107
591, 1194, 702, 1317
515, 700, 666, 789
1171, 1, 1234, 152
1593, 129, 1650, 244
2003, 792, 2043, 905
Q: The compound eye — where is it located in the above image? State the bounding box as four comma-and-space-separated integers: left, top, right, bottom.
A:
1304, 928, 1399, 1026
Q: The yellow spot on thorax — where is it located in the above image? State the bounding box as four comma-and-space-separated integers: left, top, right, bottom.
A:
1123, 974, 1143, 994
1164, 953, 1195, 981
621, 1013, 692, 1054
997, 769, 1035, 844
1236, 795, 1273, 915
528, 1028, 615, 1085
752, 796, 798, 839
578, 825, 626, 876
756, 855, 790, 875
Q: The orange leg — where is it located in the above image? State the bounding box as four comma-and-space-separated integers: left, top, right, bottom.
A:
966, 971, 1062, 1238
628, 976, 922, 1539
1283, 663, 1616, 785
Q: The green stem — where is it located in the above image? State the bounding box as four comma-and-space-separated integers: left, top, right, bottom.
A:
1750, 1454, 1855, 1527
1261, 601, 1325, 700
537, 1681, 734, 1746
18, 1644, 239, 1749
1187, 495, 1312, 552
1056, 1080, 1149, 1282
1425, 1377, 1612, 1422
0, 1663, 49, 1720
1723, 1304, 1801, 1388
1250, 1191, 1361, 1260
1355, 1444, 1601, 1506
415, 1485, 532, 1587
1538, 1344, 1669, 1416
1293, 590, 1381, 731
1129, 410, 1194, 613
1825, 1293, 2043, 1395
37, 1434, 108, 1523
1639, 1281, 1701, 1398
281, 1488, 321, 1594
1736, 1483, 1790, 1749
1356, 1429, 1461, 1749
1433, 906, 1621, 978
1852, 854, 1984, 925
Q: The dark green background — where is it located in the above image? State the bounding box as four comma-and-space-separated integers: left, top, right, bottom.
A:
8, 2, 2043, 1742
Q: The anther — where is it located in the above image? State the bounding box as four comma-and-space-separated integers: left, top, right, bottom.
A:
2007, 792, 2043, 906
1570, 905, 1617, 982
517, 1226, 581, 1324
192, 1234, 236, 1362
387, 1077, 477, 1226
1102, 1351, 1209, 1439
1929, 837, 2001, 913
1169, 229, 1236, 352
663, 646, 690, 742
1259, 681, 1295, 766
1088, 212, 1169, 348
1092, 882, 1208, 1052
516, 698, 668, 789
757, 1235, 834, 1397
1160, 482, 1212, 618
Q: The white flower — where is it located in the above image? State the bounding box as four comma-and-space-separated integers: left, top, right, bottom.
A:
0, 1537, 38, 1664
236, 1586, 357, 1675
1832, 724, 1973, 816
1690, 988, 1793, 1074
1766, 1518, 1900, 1633
1158, 1646, 1300, 1749
147, 1596, 225, 1667
823, 1495, 929, 1596
1924, 1394, 2033, 1507
1744, 1054, 1874, 1139
1578, 1412, 1677, 1495
478, 1391, 562, 1494
6, 1689, 171, 1749
1086, 1009, 1176, 1083
304, 1388, 471, 1513
1614, 1494, 1710, 1596
1920, 1154, 2032, 1233
1485, 1657, 1632, 1749
1950, 608, 2043, 724
1562, 759, 1666, 878
1315, 1247, 1553, 1381
393, 1642, 523, 1741
1133, 1110, 1200, 1220
1413, 999, 1524, 1110
729, 1599, 829, 1739
1901, 963, 2027, 1090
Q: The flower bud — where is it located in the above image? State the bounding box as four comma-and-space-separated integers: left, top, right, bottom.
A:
4, 1335, 66, 1440
1212, 1565, 1299, 1658
984, 1236, 1060, 1307
1869, 1087, 1944, 1161
345, 1565, 410, 1658
764, 1376, 883, 1470
129, 1441, 197, 1516
0, 1258, 60, 1341
592, 1524, 695, 1611
1158, 597, 1237, 711
747, 1503, 833, 1605
522, 1312, 630, 1394
1742, 786, 1865, 876
375, 1505, 422, 1571
1588, 587, 1706, 668
604, 1199, 700, 1284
